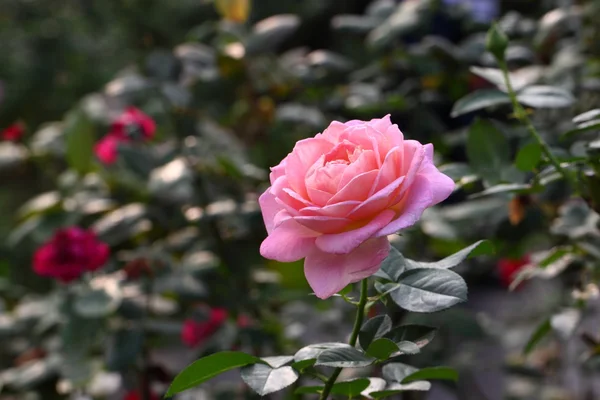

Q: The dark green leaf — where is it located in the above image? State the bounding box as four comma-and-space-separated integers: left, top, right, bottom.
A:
294, 343, 350, 363
466, 119, 510, 185
240, 364, 299, 396
74, 287, 121, 318
382, 362, 418, 382
377, 247, 410, 281
166, 352, 264, 396
401, 367, 458, 383
385, 325, 436, 349
410, 240, 494, 270
573, 109, 600, 124
561, 120, 600, 139
394, 341, 421, 355
245, 15, 300, 55
524, 319, 551, 355
262, 356, 294, 368
106, 328, 144, 371
385, 268, 468, 313
359, 315, 393, 350
469, 183, 534, 198
370, 381, 432, 398
451, 90, 511, 117
294, 379, 371, 396
64, 109, 95, 174
366, 338, 400, 359
517, 86, 575, 108
515, 142, 543, 171
316, 347, 375, 368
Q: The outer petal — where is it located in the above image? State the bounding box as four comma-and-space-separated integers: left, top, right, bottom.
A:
375, 174, 433, 236
419, 162, 455, 205
315, 210, 395, 254
285, 138, 334, 197
94, 136, 121, 165
304, 237, 390, 299
260, 219, 317, 262
259, 189, 282, 234
348, 176, 405, 220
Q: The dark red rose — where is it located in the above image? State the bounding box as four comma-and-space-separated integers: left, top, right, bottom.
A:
123, 390, 159, 400
181, 308, 228, 347
497, 255, 530, 288
33, 227, 110, 282
95, 107, 155, 165
2, 122, 25, 141
236, 314, 252, 328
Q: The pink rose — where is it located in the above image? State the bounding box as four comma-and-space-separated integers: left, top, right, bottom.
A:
259, 115, 455, 299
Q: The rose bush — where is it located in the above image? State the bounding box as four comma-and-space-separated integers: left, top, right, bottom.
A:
259, 115, 455, 298
33, 227, 110, 282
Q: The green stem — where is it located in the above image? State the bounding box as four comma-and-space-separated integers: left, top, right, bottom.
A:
498, 59, 576, 189
319, 279, 369, 400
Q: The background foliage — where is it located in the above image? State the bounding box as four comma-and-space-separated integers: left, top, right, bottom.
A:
1, 0, 600, 399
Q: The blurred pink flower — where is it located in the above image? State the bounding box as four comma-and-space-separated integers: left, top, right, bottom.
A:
259, 115, 454, 299
181, 308, 228, 347
33, 227, 109, 282
1, 122, 25, 141
95, 107, 156, 165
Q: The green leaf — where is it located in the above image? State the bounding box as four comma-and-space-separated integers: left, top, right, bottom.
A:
517, 86, 575, 109
382, 362, 418, 382
469, 183, 534, 198
515, 142, 543, 172
411, 240, 494, 270
466, 118, 510, 185
385, 325, 436, 349
451, 89, 511, 117
384, 268, 468, 313
401, 367, 458, 383
74, 287, 121, 318
316, 347, 375, 368
366, 338, 400, 359
166, 351, 264, 396
573, 109, 600, 124
377, 247, 409, 281
370, 381, 432, 398
524, 319, 551, 355
240, 364, 299, 396
561, 120, 600, 139
359, 315, 393, 350
64, 109, 95, 175
262, 356, 294, 368
294, 379, 371, 396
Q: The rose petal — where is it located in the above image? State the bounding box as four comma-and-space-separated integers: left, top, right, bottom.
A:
328, 170, 378, 204
349, 175, 405, 220
370, 146, 403, 195
376, 174, 433, 236
294, 216, 351, 234
299, 200, 362, 218
338, 149, 378, 190
304, 237, 390, 299
315, 210, 395, 254
259, 190, 282, 234
260, 219, 317, 262
285, 138, 334, 197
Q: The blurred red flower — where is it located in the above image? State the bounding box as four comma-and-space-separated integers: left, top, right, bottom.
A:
123, 390, 159, 400
181, 308, 228, 347
95, 107, 156, 165
33, 227, 110, 282
1, 122, 25, 141
497, 255, 530, 288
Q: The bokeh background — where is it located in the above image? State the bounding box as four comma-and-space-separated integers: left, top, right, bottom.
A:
1, 0, 600, 399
